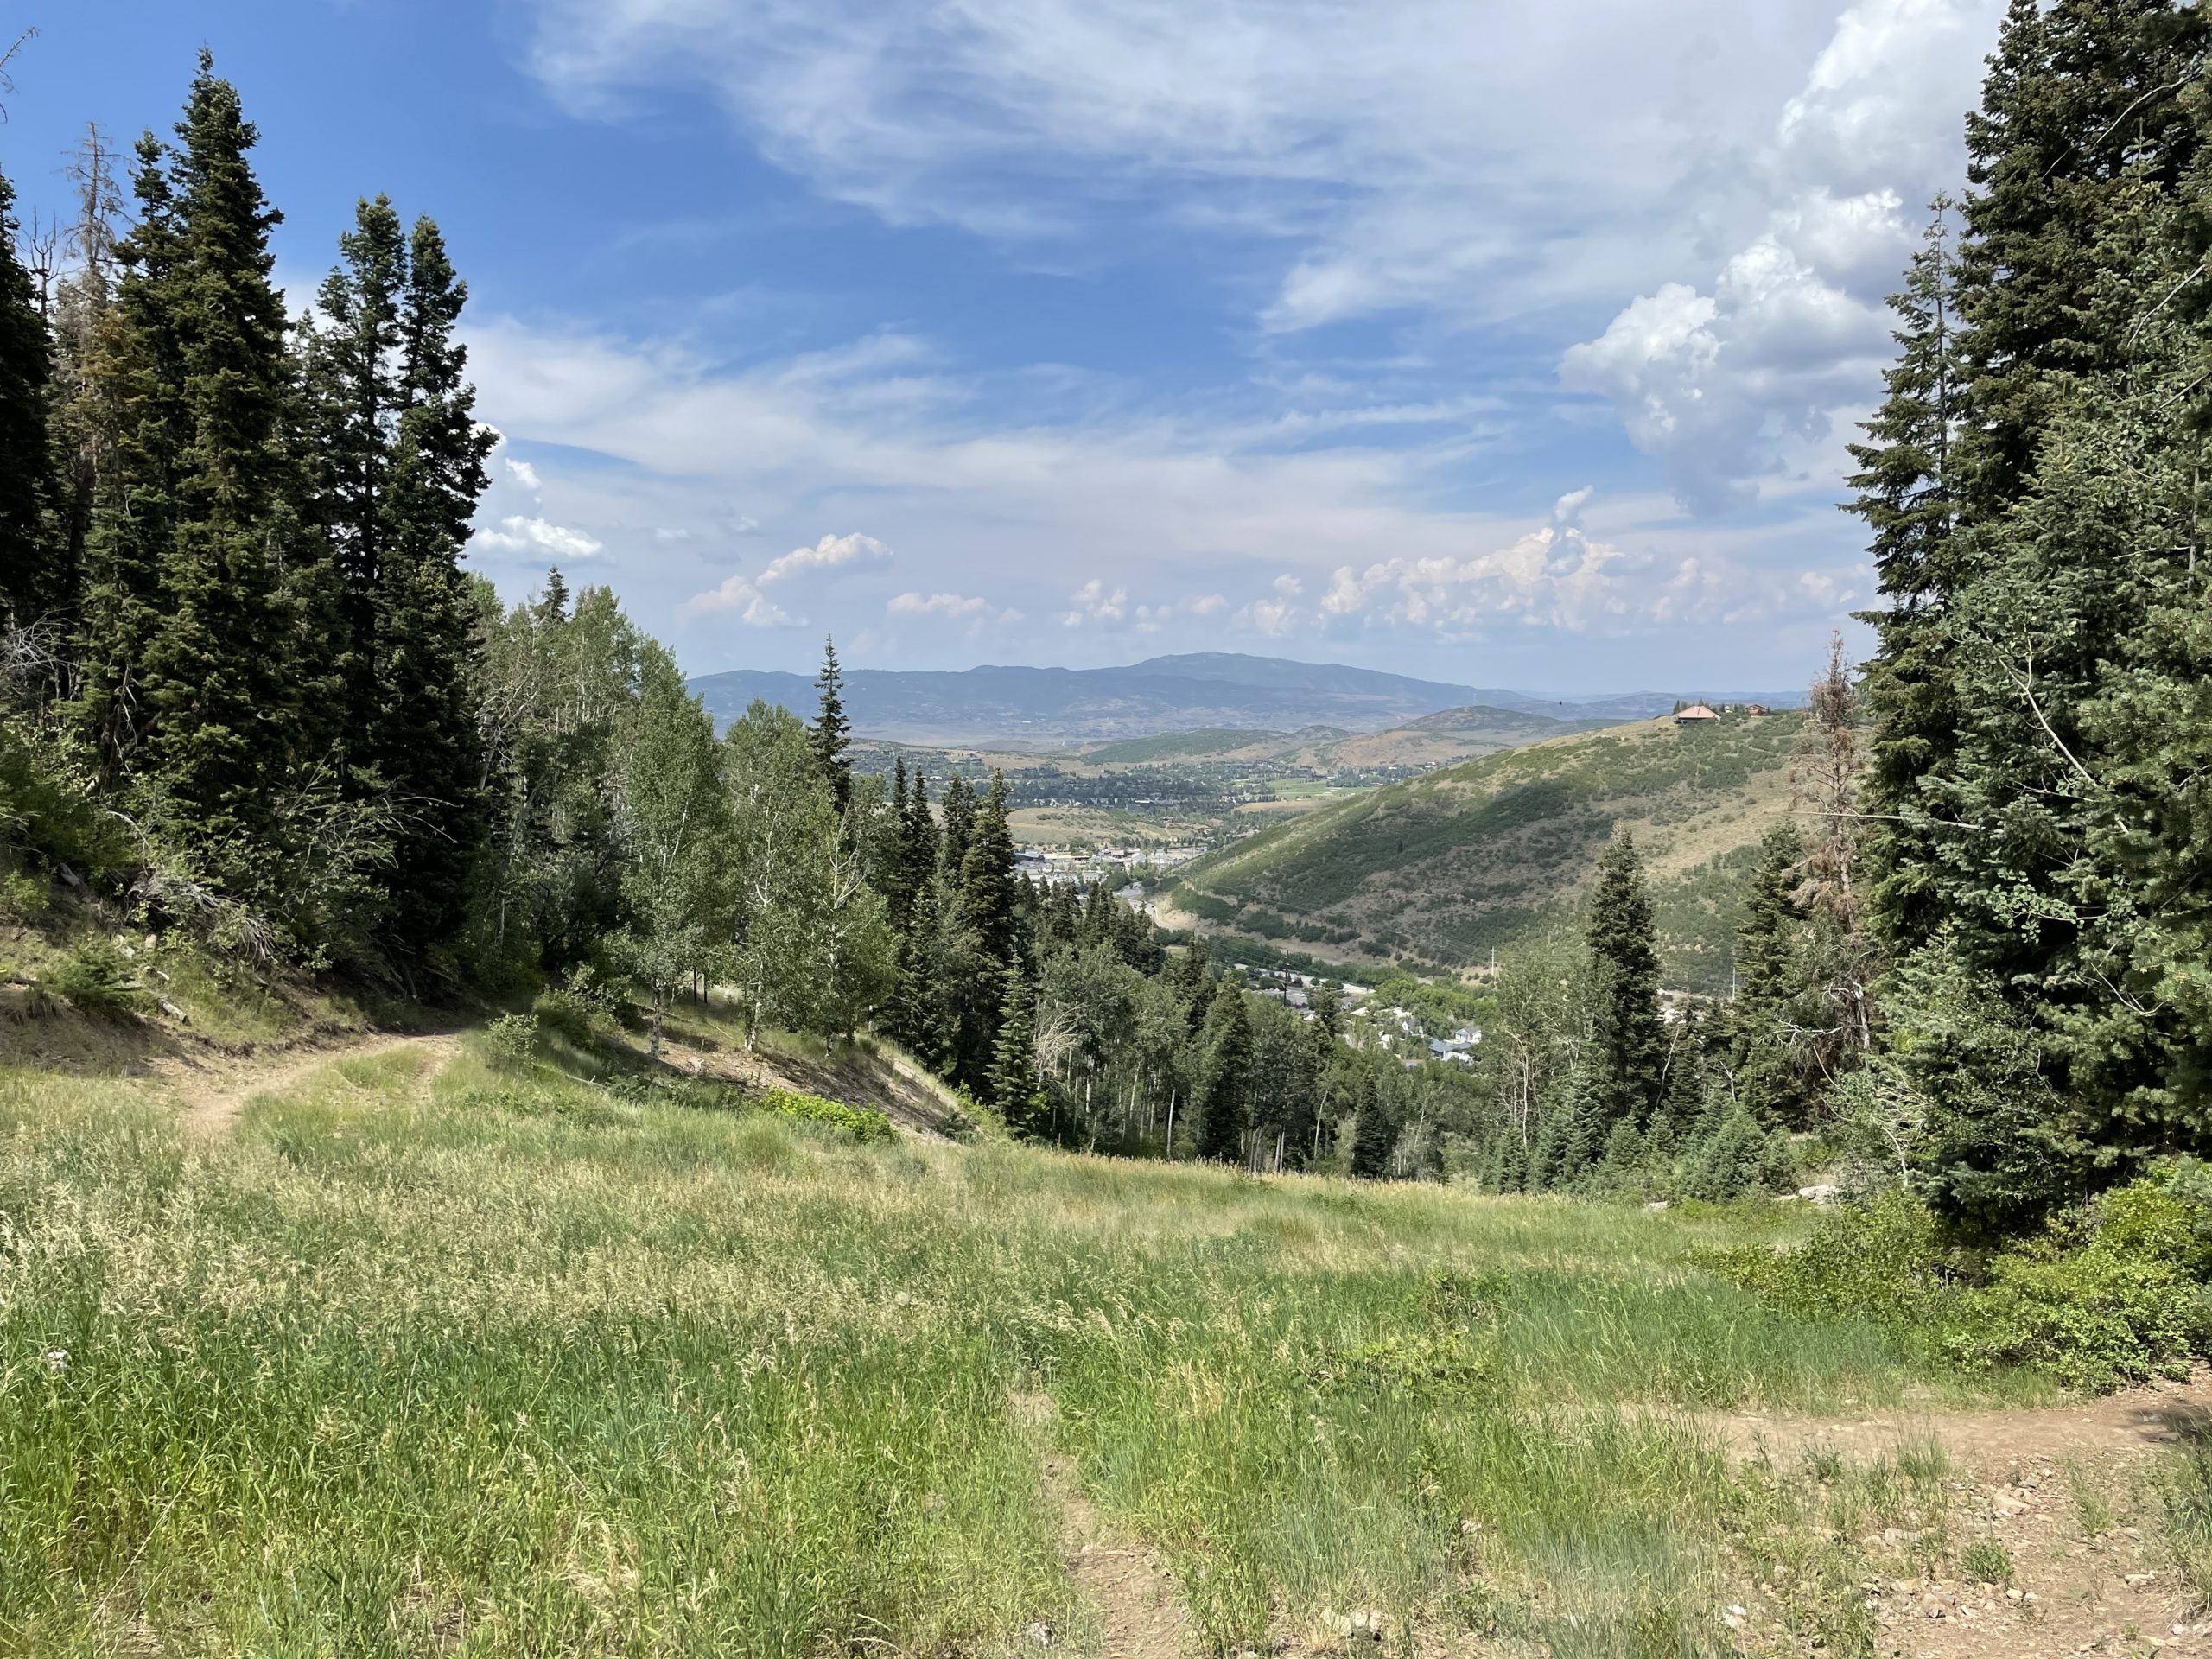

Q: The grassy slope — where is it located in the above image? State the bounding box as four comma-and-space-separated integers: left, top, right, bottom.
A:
0, 1039, 2032, 1656
1171, 712, 1803, 987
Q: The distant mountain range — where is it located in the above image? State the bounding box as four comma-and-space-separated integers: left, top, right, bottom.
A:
686, 651, 1799, 747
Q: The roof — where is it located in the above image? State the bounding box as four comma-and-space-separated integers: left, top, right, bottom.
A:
1674, 703, 1719, 721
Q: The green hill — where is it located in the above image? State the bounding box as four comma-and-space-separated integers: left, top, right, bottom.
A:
1074, 728, 1294, 763
1166, 711, 1804, 989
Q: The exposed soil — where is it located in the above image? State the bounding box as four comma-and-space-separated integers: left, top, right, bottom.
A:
1719, 1374, 2212, 1658
1014, 1391, 1192, 1659
655, 1023, 969, 1141
154, 1029, 462, 1133
1714, 1373, 2212, 1468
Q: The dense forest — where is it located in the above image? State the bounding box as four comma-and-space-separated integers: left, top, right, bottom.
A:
8, 3, 2212, 1231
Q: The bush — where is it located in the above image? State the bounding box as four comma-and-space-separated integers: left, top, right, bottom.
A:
1945, 1240, 2212, 1392
36, 938, 143, 1016
485, 1013, 541, 1067
756, 1087, 893, 1144
0, 866, 47, 919
1711, 1181, 2212, 1393
533, 964, 625, 1048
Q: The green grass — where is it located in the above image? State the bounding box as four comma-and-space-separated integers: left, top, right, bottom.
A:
0, 1044, 2055, 1655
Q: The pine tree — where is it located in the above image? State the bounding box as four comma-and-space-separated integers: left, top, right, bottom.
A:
988, 975, 1046, 1137
374, 214, 494, 958
1175, 936, 1212, 1032
1849, 200, 1965, 945
125, 57, 308, 853
957, 770, 1021, 971
0, 162, 58, 625
811, 636, 852, 816
1192, 978, 1250, 1162
305, 194, 405, 746
1732, 822, 1814, 1124
1584, 833, 1665, 1129
73, 129, 182, 779
938, 772, 976, 887
1348, 1067, 1393, 1179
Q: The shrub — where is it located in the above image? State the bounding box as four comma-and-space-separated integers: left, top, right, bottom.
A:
1944, 1242, 2211, 1392
1705, 1189, 1951, 1329
756, 1087, 893, 1144
0, 866, 47, 919
484, 1013, 541, 1067
533, 964, 625, 1048
36, 938, 143, 1016
1712, 1182, 2212, 1393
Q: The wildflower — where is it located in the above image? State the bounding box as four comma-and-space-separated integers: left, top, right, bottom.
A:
43, 1349, 67, 1374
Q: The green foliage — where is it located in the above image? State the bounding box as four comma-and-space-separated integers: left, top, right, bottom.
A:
755, 1085, 893, 1143
1959, 1536, 2012, 1585
483, 1012, 541, 1067
35, 938, 143, 1016
1715, 1182, 2212, 1394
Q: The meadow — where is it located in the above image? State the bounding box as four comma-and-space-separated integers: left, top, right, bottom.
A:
0, 1031, 2113, 1659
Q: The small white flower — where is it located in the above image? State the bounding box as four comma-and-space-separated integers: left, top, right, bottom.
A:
43, 1349, 67, 1374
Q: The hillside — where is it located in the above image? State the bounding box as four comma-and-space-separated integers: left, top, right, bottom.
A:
690, 652, 1795, 747
1166, 709, 1804, 988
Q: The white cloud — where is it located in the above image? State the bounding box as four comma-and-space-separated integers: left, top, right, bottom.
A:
761, 530, 893, 583
523, 3, 1816, 320
683, 572, 798, 626
505, 457, 543, 492
475, 514, 603, 559
1560, 0, 1996, 509
1060, 577, 1129, 628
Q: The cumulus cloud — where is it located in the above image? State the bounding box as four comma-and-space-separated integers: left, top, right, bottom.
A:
1560, 0, 1997, 510
762, 530, 893, 584
475, 514, 602, 559
683, 572, 798, 626
1061, 578, 1129, 628
505, 457, 543, 492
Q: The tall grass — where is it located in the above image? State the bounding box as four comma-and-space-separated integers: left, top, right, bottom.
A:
0, 1044, 2025, 1655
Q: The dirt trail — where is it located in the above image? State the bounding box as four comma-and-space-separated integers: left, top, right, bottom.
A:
1013, 1392, 1191, 1659
155, 1029, 462, 1133
1711, 1370, 2212, 1467
1713, 1374, 2212, 1659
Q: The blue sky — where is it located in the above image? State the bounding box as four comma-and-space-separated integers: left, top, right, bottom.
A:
7, 1, 2004, 692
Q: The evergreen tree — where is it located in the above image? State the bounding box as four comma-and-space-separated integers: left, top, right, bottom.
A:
1348, 1066, 1394, 1179
1848, 200, 1964, 944
988, 975, 1046, 1137
86, 58, 311, 861
938, 772, 976, 887
73, 129, 181, 779
811, 636, 852, 816
374, 213, 494, 958
1175, 936, 1212, 1031
0, 163, 58, 625
305, 194, 405, 745
957, 769, 1021, 971
1192, 978, 1251, 1162
1732, 822, 1815, 1124
1584, 833, 1665, 1128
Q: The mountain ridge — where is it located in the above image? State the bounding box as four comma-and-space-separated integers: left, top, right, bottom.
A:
688, 652, 1798, 746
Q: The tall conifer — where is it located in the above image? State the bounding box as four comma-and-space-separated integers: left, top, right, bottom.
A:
1584, 833, 1664, 1128
812, 636, 852, 815
0, 164, 58, 625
